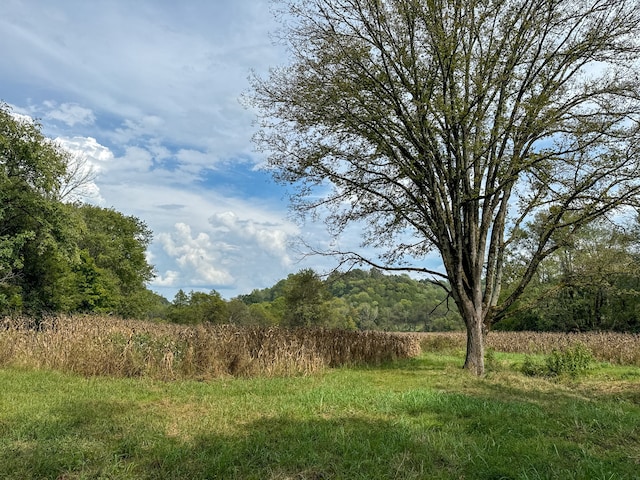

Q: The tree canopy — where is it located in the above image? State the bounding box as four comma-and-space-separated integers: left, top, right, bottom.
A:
499, 217, 640, 332
249, 0, 640, 374
0, 103, 158, 317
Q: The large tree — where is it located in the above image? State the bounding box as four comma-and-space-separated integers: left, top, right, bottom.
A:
0, 104, 157, 317
0, 103, 74, 311
249, 0, 640, 374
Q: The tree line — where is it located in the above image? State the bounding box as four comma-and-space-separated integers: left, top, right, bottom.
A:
163, 268, 464, 331
498, 219, 640, 333
159, 238, 640, 333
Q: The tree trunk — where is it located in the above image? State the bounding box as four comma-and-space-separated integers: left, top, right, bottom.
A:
463, 311, 485, 376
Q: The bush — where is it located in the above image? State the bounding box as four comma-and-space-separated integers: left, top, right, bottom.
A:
545, 343, 593, 377
521, 343, 594, 378
521, 355, 546, 377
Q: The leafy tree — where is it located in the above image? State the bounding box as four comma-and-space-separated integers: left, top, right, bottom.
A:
250, 0, 640, 374
0, 103, 79, 313
0, 104, 161, 318
324, 268, 462, 331
70, 249, 119, 313
499, 218, 640, 332
167, 289, 228, 324
282, 269, 331, 327
74, 204, 155, 317
136, 290, 171, 321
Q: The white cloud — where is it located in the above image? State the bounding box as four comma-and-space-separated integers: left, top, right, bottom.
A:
56, 136, 114, 166
0, 1, 284, 157
153, 270, 181, 288
7, 106, 35, 125
152, 210, 300, 294
111, 115, 165, 145
0, 2, 352, 299
55, 136, 116, 204
210, 211, 293, 265
157, 223, 235, 287
119, 146, 154, 172
44, 102, 95, 126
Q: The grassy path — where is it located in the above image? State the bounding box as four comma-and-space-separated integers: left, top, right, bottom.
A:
1, 352, 639, 479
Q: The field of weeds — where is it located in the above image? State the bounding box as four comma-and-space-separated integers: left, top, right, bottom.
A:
418, 330, 640, 366
2, 315, 638, 382
0, 315, 421, 380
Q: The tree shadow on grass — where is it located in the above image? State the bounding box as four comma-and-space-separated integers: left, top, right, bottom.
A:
143, 415, 445, 480
1, 374, 639, 480
0, 396, 171, 480
139, 397, 640, 480
0, 399, 448, 480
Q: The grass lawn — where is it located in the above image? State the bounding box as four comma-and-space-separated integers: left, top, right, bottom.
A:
1, 351, 639, 479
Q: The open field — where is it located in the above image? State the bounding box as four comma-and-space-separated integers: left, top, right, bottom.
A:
1, 317, 639, 478
0, 317, 640, 480
2, 315, 639, 382
1, 350, 639, 479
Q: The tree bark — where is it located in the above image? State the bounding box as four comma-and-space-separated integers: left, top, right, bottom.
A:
463, 308, 485, 375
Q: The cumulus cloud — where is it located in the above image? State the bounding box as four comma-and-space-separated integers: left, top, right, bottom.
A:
210, 211, 293, 265
151, 210, 300, 296
55, 136, 116, 203
56, 136, 114, 167
0, 2, 344, 299
7, 106, 35, 125
157, 223, 235, 287
119, 145, 154, 172
153, 270, 181, 288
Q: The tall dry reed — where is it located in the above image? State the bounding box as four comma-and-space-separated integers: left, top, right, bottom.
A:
417, 331, 640, 366
0, 315, 422, 380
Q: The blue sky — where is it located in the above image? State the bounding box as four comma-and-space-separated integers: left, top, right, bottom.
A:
1, 0, 443, 300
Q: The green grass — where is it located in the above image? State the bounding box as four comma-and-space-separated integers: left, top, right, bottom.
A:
1, 353, 639, 479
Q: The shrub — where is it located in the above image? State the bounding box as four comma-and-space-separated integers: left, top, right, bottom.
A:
521, 343, 594, 378
545, 343, 593, 377
521, 355, 546, 377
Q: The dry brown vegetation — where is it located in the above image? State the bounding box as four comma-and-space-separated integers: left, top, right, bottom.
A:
2, 316, 637, 382
0, 315, 422, 380
418, 331, 640, 366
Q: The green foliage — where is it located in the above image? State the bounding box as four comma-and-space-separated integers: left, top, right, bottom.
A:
167, 289, 228, 324
325, 269, 462, 331
0, 105, 79, 313
499, 219, 640, 333
545, 343, 594, 377
234, 268, 461, 331
0, 103, 158, 318
282, 269, 328, 327
74, 204, 155, 317
522, 343, 594, 378
520, 355, 547, 377
70, 249, 119, 313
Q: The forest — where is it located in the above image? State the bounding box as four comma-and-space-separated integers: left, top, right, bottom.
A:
2, 102, 640, 333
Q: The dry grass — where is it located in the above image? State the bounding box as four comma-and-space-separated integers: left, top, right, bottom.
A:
418, 331, 640, 366
0, 315, 422, 380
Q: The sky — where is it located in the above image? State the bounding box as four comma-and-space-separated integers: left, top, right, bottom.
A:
0, 0, 338, 300
1, 0, 444, 300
